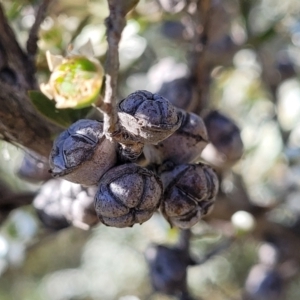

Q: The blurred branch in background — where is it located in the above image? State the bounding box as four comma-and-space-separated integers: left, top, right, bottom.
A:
0, 177, 35, 223
189, 0, 213, 113
27, 0, 54, 62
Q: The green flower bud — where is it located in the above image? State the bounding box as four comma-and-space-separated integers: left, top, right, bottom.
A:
40, 41, 103, 109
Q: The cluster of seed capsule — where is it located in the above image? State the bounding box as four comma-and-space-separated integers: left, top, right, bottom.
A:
34, 89, 225, 230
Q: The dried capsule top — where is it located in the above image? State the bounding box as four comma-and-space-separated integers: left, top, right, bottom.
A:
161, 163, 219, 203
50, 119, 105, 177
160, 163, 219, 228
94, 163, 163, 227
118, 90, 183, 144
143, 111, 209, 164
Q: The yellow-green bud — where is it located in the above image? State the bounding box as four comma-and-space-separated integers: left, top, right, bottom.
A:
40, 41, 103, 109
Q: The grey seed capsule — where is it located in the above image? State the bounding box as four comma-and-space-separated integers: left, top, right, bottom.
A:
160, 163, 219, 229
94, 163, 163, 228
158, 78, 198, 112
34, 179, 100, 230
17, 151, 51, 182
143, 112, 208, 164
201, 110, 243, 168
49, 119, 117, 186
145, 244, 193, 296
33, 179, 70, 230
63, 186, 99, 230
118, 90, 183, 144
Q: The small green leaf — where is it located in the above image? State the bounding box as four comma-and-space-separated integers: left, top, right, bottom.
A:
28, 91, 91, 128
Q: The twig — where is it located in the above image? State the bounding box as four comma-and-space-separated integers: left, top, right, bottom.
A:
189, 0, 213, 113
99, 0, 127, 138
178, 229, 192, 252
0, 83, 57, 157
0, 4, 30, 83
69, 15, 91, 44
177, 229, 233, 267
195, 238, 234, 265
0, 193, 35, 209
27, 0, 53, 59
98, 0, 139, 143
0, 192, 36, 224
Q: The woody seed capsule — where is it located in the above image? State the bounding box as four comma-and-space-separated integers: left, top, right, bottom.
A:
143, 111, 208, 164
201, 110, 243, 168
63, 186, 99, 229
145, 244, 193, 296
49, 119, 117, 186
17, 151, 51, 182
33, 179, 70, 230
94, 163, 163, 228
160, 163, 219, 229
158, 77, 198, 112
118, 90, 183, 144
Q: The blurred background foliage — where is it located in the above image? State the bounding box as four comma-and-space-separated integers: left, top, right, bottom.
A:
1, 0, 300, 299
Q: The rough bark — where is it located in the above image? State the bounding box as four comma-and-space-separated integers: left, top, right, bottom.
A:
0, 4, 60, 158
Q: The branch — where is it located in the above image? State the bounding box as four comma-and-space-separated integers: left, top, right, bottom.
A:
98, 0, 139, 138
99, 0, 127, 137
0, 84, 57, 156
0, 3, 60, 157
194, 238, 233, 265
0, 193, 35, 209
177, 229, 191, 252
0, 4, 35, 88
189, 0, 213, 113
0, 192, 36, 224
27, 0, 53, 60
